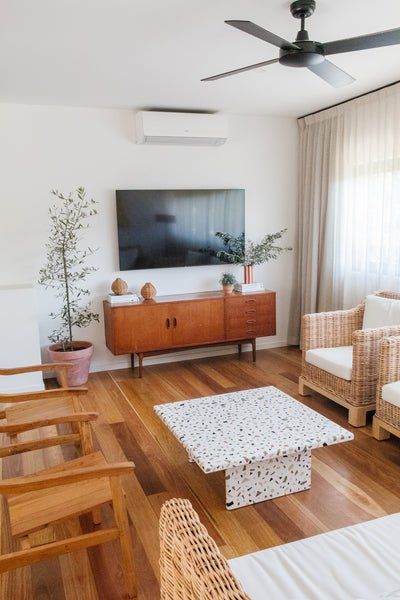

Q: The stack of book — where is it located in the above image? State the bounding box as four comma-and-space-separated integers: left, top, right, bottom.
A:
107, 293, 140, 305
234, 282, 265, 294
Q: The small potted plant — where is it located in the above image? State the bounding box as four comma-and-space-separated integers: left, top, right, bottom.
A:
39, 188, 99, 386
220, 272, 237, 294
216, 230, 292, 284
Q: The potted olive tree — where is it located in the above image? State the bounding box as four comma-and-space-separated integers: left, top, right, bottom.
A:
216, 230, 292, 284
39, 188, 99, 386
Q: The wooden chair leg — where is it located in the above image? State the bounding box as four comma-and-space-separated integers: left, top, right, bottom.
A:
79, 421, 94, 455
110, 477, 137, 598
92, 507, 102, 525
372, 416, 391, 440
298, 376, 312, 396
348, 406, 367, 427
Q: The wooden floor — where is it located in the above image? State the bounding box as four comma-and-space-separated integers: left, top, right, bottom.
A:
2, 346, 400, 599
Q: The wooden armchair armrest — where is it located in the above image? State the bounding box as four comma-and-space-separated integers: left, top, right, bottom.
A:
301, 304, 364, 351
0, 363, 73, 388
377, 335, 400, 389
0, 387, 88, 403
352, 326, 400, 385
0, 363, 71, 376
0, 462, 135, 494
0, 411, 98, 434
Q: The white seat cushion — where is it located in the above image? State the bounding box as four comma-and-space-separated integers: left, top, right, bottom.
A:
305, 346, 352, 381
382, 381, 400, 408
363, 295, 400, 330
229, 513, 400, 600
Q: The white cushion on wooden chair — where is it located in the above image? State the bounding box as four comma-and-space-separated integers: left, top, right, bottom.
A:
363, 295, 400, 329
305, 346, 353, 381
382, 381, 400, 408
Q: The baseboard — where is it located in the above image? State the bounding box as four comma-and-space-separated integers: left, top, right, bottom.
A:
90, 339, 289, 373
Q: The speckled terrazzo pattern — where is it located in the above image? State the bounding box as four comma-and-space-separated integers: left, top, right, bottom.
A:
154, 386, 354, 474
225, 449, 312, 509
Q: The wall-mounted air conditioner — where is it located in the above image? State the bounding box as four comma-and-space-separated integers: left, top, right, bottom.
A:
135, 111, 228, 146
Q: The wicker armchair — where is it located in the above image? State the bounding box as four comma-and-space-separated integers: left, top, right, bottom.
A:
159, 498, 249, 600
373, 336, 400, 441
299, 291, 400, 427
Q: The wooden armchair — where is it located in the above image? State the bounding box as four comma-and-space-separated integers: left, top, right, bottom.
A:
0, 451, 137, 598
373, 335, 400, 441
0, 363, 98, 457
299, 291, 400, 426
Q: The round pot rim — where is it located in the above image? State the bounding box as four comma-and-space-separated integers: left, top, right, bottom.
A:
48, 341, 93, 352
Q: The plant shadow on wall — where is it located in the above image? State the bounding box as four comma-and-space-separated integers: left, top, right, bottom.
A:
38, 188, 99, 386
215, 229, 292, 284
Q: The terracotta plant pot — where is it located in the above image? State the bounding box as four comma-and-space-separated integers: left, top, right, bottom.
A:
48, 341, 94, 386
223, 283, 234, 294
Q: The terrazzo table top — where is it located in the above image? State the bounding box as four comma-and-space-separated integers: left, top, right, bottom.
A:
154, 386, 354, 473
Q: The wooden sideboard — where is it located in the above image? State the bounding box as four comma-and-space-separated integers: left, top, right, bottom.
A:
104, 290, 276, 377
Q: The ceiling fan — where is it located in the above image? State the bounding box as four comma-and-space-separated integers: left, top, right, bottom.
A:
202, 0, 400, 87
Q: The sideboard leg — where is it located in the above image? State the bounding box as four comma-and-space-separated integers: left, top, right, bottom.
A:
130, 353, 135, 370
252, 339, 256, 362
138, 353, 144, 378
238, 343, 242, 358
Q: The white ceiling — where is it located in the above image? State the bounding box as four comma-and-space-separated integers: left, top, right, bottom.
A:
1, 0, 400, 117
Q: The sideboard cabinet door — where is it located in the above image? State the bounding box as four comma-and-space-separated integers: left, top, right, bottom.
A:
111, 303, 172, 354
170, 299, 225, 347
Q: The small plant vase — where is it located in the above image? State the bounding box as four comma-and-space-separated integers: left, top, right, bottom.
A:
223, 284, 234, 294
243, 265, 254, 284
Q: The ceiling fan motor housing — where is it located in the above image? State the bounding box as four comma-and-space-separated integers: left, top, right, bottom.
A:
279, 41, 325, 67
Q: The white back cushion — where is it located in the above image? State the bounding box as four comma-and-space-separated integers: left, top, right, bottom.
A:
363, 295, 400, 329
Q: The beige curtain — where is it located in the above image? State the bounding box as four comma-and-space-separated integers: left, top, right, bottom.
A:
290, 83, 400, 343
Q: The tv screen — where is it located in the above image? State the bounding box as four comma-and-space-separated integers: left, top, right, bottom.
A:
116, 189, 245, 270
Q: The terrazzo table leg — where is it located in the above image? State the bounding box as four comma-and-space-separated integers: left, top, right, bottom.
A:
225, 449, 312, 509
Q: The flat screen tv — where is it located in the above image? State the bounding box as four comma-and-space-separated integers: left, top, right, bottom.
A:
116, 189, 245, 270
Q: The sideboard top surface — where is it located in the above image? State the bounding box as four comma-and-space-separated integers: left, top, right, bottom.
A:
104, 289, 275, 308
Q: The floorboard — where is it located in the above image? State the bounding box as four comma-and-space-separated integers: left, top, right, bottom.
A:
2, 346, 400, 598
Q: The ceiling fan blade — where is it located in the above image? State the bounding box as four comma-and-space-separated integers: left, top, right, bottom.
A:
226, 20, 299, 51
308, 59, 355, 87
323, 27, 400, 55
201, 58, 279, 82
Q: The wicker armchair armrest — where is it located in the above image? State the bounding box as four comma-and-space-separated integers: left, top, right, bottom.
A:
352, 326, 400, 386
301, 304, 364, 351
159, 498, 249, 600
377, 335, 400, 390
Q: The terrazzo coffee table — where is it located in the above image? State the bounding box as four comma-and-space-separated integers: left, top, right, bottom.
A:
154, 386, 353, 510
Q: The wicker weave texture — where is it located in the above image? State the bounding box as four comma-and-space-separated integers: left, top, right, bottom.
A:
159, 498, 249, 600
301, 292, 400, 409
376, 335, 400, 429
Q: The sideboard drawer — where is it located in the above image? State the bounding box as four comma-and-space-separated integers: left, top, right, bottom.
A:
225, 293, 276, 339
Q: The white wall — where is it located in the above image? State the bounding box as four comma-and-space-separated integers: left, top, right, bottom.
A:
0, 104, 297, 372
0, 285, 44, 392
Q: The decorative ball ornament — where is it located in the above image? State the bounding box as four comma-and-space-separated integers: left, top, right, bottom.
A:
111, 278, 129, 295
141, 282, 157, 300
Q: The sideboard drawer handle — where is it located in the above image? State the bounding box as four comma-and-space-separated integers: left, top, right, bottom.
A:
166, 318, 170, 329
245, 299, 256, 303
246, 309, 256, 314
173, 317, 177, 328
246, 319, 256, 324
246, 329, 256, 334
